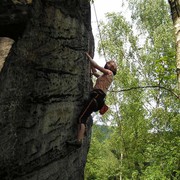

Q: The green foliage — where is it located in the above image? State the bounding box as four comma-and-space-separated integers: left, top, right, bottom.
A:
85, 0, 180, 179
85, 125, 119, 180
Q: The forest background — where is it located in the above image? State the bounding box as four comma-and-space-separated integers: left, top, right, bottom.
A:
85, 0, 179, 179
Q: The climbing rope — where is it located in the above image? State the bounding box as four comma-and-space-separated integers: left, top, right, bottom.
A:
92, 1, 107, 62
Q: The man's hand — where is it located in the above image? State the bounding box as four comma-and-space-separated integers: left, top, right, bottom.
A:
86, 52, 112, 75
86, 52, 91, 59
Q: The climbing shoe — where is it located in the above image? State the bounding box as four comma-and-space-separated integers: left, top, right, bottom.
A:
66, 139, 82, 148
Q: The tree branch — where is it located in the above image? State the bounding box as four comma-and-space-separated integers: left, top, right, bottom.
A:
111, 85, 180, 99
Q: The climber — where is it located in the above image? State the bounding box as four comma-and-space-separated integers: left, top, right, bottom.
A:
67, 52, 117, 147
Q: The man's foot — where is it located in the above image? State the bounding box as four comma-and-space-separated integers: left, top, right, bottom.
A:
84, 124, 88, 136
66, 139, 82, 148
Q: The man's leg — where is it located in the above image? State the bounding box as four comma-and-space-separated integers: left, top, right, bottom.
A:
67, 96, 98, 147
77, 97, 98, 141
66, 124, 86, 148
77, 123, 86, 142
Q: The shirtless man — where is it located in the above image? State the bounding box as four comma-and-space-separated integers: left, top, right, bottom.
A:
67, 52, 117, 147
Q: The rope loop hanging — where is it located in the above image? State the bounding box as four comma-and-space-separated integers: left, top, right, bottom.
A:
92, 1, 107, 62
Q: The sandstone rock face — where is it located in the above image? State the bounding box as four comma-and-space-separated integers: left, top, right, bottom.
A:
0, 37, 14, 71
0, 0, 93, 179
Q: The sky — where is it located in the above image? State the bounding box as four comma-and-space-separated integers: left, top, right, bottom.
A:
90, 0, 130, 65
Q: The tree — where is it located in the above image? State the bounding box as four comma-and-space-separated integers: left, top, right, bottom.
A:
0, 0, 93, 179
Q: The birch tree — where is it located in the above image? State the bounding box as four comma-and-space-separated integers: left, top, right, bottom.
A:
168, 0, 180, 95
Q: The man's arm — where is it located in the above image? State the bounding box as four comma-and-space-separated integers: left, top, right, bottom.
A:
86, 53, 112, 75
91, 65, 100, 78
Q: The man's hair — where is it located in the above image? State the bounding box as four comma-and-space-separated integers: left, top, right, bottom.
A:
109, 60, 117, 75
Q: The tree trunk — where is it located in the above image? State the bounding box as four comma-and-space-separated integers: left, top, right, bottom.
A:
0, 0, 93, 179
168, 0, 180, 95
